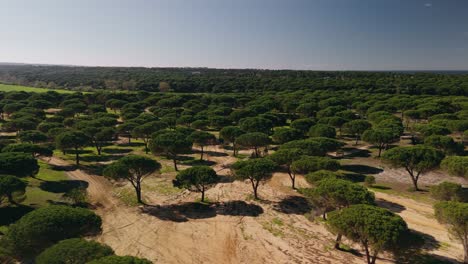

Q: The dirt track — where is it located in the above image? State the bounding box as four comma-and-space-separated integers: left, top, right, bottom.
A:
44, 144, 466, 263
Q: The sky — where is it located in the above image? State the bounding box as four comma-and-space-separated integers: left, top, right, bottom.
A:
0, 0, 467, 70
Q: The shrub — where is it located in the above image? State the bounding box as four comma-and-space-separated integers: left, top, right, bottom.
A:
0, 205, 102, 259
36, 238, 114, 264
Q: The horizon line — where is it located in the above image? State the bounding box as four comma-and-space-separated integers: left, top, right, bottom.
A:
1, 61, 468, 73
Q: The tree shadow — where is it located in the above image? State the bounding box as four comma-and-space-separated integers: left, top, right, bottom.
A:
341, 164, 383, 174
82, 164, 107, 175
141, 200, 264, 222
48, 164, 76, 172
204, 150, 228, 157
181, 159, 217, 166
394, 230, 453, 264
217, 174, 236, 183
102, 148, 133, 154
372, 185, 392, 190
39, 180, 89, 193
80, 154, 121, 163
376, 198, 406, 213
0, 205, 35, 227
273, 196, 311, 215
341, 147, 371, 158
337, 246, 363, 257
68, 149, 94, 155
216, 201, 263, 216
118, 142, 145, 147
341, 172, 366, 183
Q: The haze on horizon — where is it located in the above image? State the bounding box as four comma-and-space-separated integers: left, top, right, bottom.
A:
1, 0, 467, 71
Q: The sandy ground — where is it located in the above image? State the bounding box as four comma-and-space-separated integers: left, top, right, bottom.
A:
43, 143, 466, 264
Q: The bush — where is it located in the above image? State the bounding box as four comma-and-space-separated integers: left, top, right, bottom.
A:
430, 182, 467, 202
364, 175, 376, 187
36, 238, 114, 264
0, 205, 102, 259
305, 170, 341, 184
441, 156, 468, 178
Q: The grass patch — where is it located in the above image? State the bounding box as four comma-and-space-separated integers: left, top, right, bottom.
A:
262, 217, 285, 238
0, 83, 73, 93
36, 160, 68, 181
143, 179, 181, 196
369, 185, 435, 204
113, 187, 139, 206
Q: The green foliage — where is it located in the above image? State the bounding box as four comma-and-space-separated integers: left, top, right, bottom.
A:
308, 124, 336, 138
231, 158, 276, 199
239, 116, 273, 134
2, 143, 53, 157
279, 137, 343, 156
364, 175, 376, 187
362, 128, 396, 157
327, 204, 408, 264
219, 126, 245, 144
35, 238, 114, 264
104, 155, 161, 203
87, 255, 152, 264
173, 166, 219, 202
305, 170, 341, 184
303, 178, 375, 219
235, 132, 270, 157
0, 175, 26, 205
55, 131, 90, 165
343, 119, 372, 144
291, 156, 340, 174
434, 201, 468, 262
441, 156, 468, 178
0, 205, 102, 259
272, 128, 302, 144
382, 146, 444, 190
62, 187, 88, 206
0, 152, 39, 177
430, 182, 467, 202
189, 131, 217, 160
149, 130, 192, 171
424, 135, 463, 155
415, 124, 451, 137
18, 130, 48, 143
291, 118, 315, 134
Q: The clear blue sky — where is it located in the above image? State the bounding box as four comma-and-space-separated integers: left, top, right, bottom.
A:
1, 0, 467, 70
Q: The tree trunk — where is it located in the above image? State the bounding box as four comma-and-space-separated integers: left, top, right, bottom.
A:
75, 147, 80, 166
462, 239, 467, 263
364, 243, 371, 264
200, 146, 204, 160
254, 147, 259, 158
287, 168, 296, 189
233, 143, 237, 156
7, 193, 14, 204
144, 140, 149, 154
173, 157, 178, 171
355, 135, 359, 145
322, 211, 327, 220
370, 251, 378, 264
251, 179, 259, 199
128, 135, 131, 144
253, 186, 258, 200
201, 190, 205, 202
135, 182, 142, 204
377, 146, 382, 157
334, 234, 342, 249
96, 145, 102, 155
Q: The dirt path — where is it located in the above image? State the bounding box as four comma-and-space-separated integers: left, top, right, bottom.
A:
375, 192, 464, 261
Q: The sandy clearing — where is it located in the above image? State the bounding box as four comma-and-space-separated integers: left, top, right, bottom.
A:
41, 144, 465, 264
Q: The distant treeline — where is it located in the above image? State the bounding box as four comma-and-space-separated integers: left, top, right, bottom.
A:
0, 64, 467, 95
